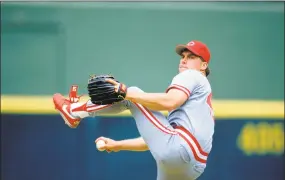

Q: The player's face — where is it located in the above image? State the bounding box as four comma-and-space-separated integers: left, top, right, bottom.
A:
179, 51, 208, 73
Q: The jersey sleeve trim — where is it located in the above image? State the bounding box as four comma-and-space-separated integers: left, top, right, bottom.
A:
166, 84, 190, 98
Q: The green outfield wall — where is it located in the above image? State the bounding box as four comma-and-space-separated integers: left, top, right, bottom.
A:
1, 2, 284, 100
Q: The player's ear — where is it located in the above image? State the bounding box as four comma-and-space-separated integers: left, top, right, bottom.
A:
200, 61, 208, 71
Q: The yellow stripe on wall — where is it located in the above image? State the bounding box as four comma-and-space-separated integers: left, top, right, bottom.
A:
1, 95, 284, 119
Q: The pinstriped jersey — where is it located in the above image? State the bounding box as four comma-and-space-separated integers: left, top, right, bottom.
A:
166, 69, 214, 153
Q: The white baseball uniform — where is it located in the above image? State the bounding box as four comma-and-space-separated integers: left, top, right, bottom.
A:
71, 69, 214, 180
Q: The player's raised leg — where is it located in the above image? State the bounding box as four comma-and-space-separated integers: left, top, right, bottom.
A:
125, 87, 180, 162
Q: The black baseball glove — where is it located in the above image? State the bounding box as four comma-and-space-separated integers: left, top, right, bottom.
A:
87, 74, 127, 105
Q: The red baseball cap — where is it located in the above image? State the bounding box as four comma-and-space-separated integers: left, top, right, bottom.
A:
175, 40, 211, 63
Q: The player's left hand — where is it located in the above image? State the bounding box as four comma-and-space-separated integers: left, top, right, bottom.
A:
105, 78, 128, 95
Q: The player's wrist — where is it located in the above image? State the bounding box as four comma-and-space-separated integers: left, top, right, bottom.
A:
125, 91, 133, 101
115, 140, 124, 150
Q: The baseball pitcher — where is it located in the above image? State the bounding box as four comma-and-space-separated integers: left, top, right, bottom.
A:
53, 40, 214, 180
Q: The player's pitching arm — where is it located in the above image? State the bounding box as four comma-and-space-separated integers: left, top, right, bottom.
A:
95, 136, 148, 152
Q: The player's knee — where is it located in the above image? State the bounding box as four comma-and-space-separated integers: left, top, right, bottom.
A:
127, 86, 144, 93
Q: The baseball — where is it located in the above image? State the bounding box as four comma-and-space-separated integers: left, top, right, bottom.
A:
96, 139, 106, 151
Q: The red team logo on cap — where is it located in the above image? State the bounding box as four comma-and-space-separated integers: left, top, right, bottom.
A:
187, 41, 195, 46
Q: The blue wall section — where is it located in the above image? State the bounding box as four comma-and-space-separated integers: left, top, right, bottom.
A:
1, 115, 284, 180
